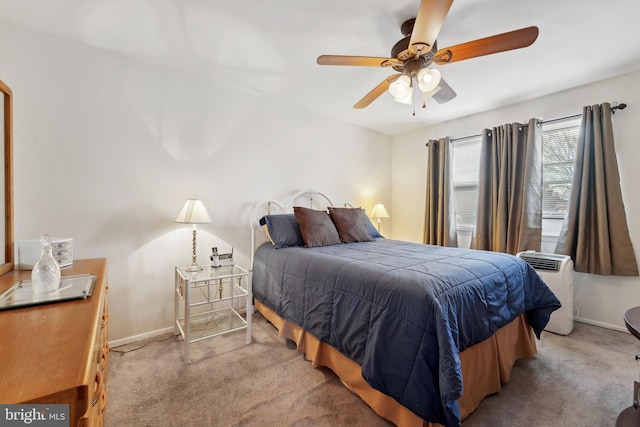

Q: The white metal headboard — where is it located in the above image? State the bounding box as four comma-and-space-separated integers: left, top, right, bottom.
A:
249, 188, 338, 270
286, 188, 335, 211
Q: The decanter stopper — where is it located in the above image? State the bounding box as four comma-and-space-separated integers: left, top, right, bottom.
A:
31, 234, 61, 294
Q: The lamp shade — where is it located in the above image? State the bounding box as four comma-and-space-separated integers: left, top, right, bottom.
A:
389, 74, 412, 100
417, 68, 441, 93
175, 198, 212, 224
371, 203, 390, 219
393, 92, 413, 105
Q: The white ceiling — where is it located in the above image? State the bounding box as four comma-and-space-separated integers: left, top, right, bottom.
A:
1, 0, 639, 135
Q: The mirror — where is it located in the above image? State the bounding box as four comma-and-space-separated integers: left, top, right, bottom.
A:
0, 79, 13, 275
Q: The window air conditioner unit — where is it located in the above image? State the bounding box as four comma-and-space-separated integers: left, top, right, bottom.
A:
516, 251, 574, 335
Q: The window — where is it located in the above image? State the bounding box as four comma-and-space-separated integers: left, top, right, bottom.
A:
451, 118, 581, 229
541, 118, 581, 218
452, 137, 481, 229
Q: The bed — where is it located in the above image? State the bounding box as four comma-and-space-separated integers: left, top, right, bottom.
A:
249, 190, 561, 427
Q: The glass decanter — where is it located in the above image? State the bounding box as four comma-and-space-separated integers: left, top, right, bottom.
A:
31, 234, 61, 294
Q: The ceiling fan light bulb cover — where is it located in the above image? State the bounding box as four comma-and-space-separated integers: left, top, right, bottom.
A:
389, 74, 412, 99
417, 68, 441, 92
393, 92, 413, 105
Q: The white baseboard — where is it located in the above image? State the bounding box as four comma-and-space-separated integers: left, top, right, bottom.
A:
109, 307, 251, 348
574, 317, 629, 334
109, 326, 175, 348
107, 316, 628, 347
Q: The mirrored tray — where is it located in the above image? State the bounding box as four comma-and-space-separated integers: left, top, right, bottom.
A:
0, 274, 96, 310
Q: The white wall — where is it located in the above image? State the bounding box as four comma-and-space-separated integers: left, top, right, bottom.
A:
0, 22, 392, 343
392, 70, 640, 332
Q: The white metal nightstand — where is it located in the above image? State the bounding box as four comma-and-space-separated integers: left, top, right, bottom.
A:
174, 264, 251, 363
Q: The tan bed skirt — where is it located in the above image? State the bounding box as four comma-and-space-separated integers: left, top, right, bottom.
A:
254, 299, 537, 427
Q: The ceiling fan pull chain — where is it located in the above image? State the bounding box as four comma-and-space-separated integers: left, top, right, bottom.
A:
412, 74, 420, 116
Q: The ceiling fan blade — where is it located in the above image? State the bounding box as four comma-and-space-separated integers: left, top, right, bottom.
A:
432, 77, 456, 104
317, 55, 399, 67
354, 75, 401, 109
434, 26, 539, 65
409, 0, 454, 55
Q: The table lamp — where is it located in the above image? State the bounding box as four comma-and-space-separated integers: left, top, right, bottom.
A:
370, 202, 390, 233
175, 198, 212, 272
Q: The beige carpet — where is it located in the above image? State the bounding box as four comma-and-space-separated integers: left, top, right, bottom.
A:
105, 313, 640, 426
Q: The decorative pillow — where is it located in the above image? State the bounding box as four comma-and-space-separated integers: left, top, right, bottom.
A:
362, 209, 384, 239
328, 207, 374, 243
259, 214, 304, 248
293, 206, 342, 248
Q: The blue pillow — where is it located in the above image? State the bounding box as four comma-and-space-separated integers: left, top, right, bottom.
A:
259, 214, 304, 248
361, 209, 383, 238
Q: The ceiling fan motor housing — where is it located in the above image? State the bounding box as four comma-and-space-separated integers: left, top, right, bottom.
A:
401, 18, 416, 36
391, 36, 413, 62
391, 18, 437, 72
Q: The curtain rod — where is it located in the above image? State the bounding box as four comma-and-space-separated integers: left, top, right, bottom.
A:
435, 102, 628, 144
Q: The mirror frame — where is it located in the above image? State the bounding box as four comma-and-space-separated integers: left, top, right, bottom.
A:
0, 79, 13, 275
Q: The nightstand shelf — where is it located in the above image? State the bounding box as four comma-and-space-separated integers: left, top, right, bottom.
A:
174, 264, 251, 362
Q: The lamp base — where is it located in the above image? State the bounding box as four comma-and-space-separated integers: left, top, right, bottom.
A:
184, 263, 203, 272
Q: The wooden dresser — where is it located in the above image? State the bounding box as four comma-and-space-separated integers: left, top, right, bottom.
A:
0, 258, 109, 427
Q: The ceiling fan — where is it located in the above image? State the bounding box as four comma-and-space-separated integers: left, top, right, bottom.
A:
317, 0, 539, 112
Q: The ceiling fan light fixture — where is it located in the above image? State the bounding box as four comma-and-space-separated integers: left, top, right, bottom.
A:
417, 68, 441, 92
393, 91, 413, 105
389, 74, 412, 99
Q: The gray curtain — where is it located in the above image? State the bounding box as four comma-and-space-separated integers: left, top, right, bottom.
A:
424, 137, 458, 247
555, 103, 638, 276
471, 119, 542, 254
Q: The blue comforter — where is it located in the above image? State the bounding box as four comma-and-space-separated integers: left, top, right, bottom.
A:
252, 239, 561, 426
